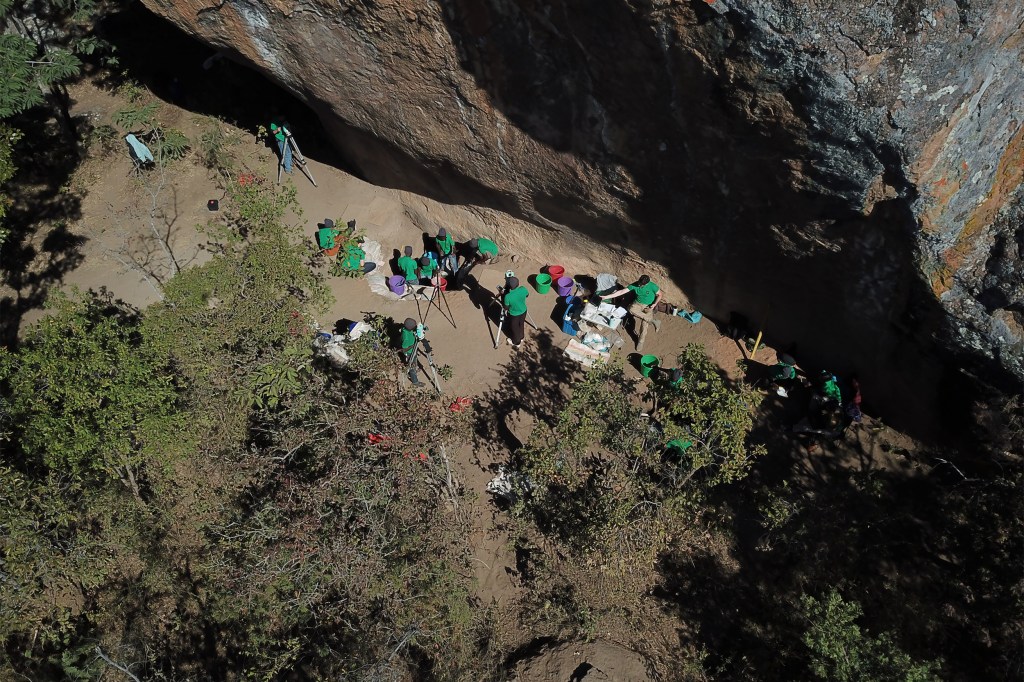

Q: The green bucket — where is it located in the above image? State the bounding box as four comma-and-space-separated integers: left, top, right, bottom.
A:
640, 355, 659, 378
534, 273, 552, 293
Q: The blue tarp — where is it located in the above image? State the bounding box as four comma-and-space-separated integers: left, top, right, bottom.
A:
125, 134, 154, 164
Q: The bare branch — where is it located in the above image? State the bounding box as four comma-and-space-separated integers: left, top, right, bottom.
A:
94, 647, 142, 682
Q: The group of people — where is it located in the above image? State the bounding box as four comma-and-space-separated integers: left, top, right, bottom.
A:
319, 221, 868, 443
377, 227, 672, 388
767, 353, 864, 439
391, 231, 499, 291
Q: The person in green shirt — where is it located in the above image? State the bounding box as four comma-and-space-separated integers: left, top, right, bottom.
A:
316, 218, 341, 250
341, 243, 374, 274
418, 256, 438, 284
399, 317, 424, 387
269, 122, 292, 173
818, 371, 842, 404
397, 245, 419, 283
453, 237, 499, 290
603, 274, 663, 350
501, 276, 529, 348
768, 353, 798, 397
476, 237, 499, 263
435, 228, 457, 274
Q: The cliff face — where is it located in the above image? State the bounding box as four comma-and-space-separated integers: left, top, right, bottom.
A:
143, 0, 1023, 418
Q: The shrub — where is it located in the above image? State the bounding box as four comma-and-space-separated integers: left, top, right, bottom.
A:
802, 589, 941, 681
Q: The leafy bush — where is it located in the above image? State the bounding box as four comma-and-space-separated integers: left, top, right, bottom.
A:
112, 103, 189, 163
151, 127, 190, 161
114, 78, 146, 104
196, 116, 240, 176
516, 347, 763, 550
0, 292, 182, 497
802, 589, 940, 681
112, 102, 158, 132
86, 122, 119, 157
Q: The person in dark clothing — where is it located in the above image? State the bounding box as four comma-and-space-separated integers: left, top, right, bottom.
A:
501, 276, 529, 348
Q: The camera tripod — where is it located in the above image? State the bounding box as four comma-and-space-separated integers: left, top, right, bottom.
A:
406, 336, 443, 395
276, 126, 318, 187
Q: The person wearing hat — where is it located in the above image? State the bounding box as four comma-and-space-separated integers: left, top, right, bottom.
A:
768, 353, 798, 397
603, 274, 663, 350
501, 275, 529, 349
435, 228, 457, 274
418, 255, 438, 284
397, 245, 419, 284
316, 218, 342, 255
269, 121, 292, 174
400, 317, 424, 387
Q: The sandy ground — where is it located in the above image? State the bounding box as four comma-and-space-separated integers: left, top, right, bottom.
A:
4, 81, 922, 676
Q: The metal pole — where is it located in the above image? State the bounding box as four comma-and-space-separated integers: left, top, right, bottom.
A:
284, 129, 318, 187
425, 281, 455, 329
525, 308, 539, 331
493, 302, 507, 349
421, 340, 443, 395
410, 286, 425, 323
437, 281, 457, 328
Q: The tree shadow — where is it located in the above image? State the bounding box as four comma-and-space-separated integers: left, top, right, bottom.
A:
473, 329, 581, 461
653, 406, 1024, 679
1, 110, 91, 346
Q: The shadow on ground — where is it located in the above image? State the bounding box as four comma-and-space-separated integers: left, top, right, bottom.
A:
654, 398, 1023, 679
473, 329, 581, 463
0, 111, 92, 346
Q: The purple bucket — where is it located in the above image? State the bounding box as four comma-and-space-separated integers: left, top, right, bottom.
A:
554, 276, 574, 297
387, 275, 407, 294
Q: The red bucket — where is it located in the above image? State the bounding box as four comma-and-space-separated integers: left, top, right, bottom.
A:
437, 277, 448, 291
547, 264, 565, 280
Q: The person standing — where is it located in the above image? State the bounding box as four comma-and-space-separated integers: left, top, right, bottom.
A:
270, 122, 292, 174
400, 318, 424, 387
603, 274, 663, 350
397, 245, 419, 284
501, 276, 529, 349
435, 228, 457, 274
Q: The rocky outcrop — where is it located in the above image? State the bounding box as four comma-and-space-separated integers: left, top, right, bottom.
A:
142, 0, 1023, 428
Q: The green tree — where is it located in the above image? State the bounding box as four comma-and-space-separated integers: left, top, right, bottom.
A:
802, 589, 940, 681
0, 124, 18, 251
653, 343, 765, 491
0, 292, 182, 498
517, 347, 764, 548
0, 0, 110, 140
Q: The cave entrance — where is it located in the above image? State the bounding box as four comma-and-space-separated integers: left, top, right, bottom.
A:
96, 1, 355, 174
